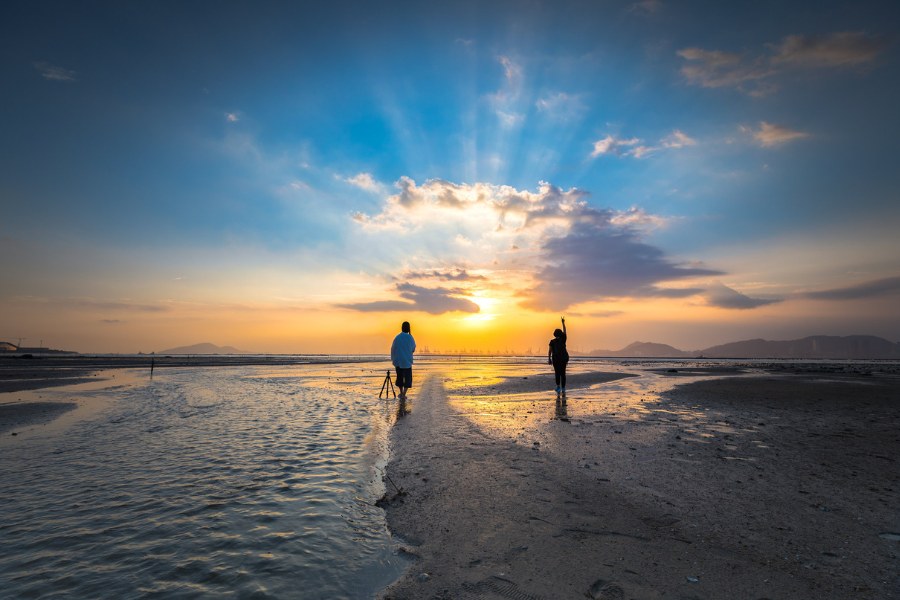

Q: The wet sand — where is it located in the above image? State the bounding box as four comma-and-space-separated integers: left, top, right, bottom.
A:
379, 369, 900, 599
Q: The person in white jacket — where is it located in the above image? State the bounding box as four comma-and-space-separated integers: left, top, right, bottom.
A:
390, 321, 416, 400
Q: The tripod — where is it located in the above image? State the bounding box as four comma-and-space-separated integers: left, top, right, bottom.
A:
379, 370, 396, 398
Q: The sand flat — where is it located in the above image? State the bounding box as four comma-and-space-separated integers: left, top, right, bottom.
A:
380, 367, 900, 599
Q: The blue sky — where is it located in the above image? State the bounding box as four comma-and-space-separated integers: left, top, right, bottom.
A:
2, 0, 899, 353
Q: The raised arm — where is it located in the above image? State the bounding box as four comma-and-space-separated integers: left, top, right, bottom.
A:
561, 316, 566, 336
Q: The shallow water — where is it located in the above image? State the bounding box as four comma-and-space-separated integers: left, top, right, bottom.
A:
3, 356, 894, 598
0, 363, 408, 599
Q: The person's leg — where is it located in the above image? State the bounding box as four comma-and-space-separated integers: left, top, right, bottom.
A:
560, 367, 566, 395
553, 364, 562, 394
396, 368, 412, 399
395, 368, 405, 399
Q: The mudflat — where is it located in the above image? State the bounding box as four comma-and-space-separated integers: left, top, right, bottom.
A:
379, 368, 900, 599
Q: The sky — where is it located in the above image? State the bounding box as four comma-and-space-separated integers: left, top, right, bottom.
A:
1, 0, 899, 354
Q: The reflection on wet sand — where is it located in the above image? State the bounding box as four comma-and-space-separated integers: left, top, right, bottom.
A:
397, 396, 409, 418
553, 397, 569, 422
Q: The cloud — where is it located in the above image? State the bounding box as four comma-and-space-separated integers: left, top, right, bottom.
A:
336, 299, 414, 312
771, 32, 887, 68
354, 177, 723, 311
678, 31, 885, 95
496, 110, 525, 127
498, 55, 522, 86
225, 112, 240, 122
591, 130, 696, 159
11, 296, 170, 313
742, 122, 810, 147
591, 135, 640, 157
400, 268, 486, 282
802, 276, 900, 300
345, 172, 382, 193
33, 62, 77, 82
536, 92, 587, 121
355, 177, 589, 229
488, 55, 525, 127
338, 283, 479, 314
609, 206, 671, 230
661, 130, 697, 149
522, 221, 722, 310
704, 282, 781, 309
677, 48, 774, 94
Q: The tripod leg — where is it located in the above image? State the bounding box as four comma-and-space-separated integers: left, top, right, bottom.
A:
379, 373, 388, 398
388, 370, 396, 398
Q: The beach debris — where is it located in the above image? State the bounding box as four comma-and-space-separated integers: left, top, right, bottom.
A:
587, 579, 625, 599
374, 467, 406, 507
686, 575, 700, 583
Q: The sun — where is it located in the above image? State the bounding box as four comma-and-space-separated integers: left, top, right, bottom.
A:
464, 294, 501, 325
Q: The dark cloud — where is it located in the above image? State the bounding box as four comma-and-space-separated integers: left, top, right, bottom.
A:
522, 222, 721, 310
678, 31, 886, 96
396, 283, 479, 314
705, 282, 781, 310
802, 276, 900, 300
338, 284, 480, 315
335, 300, 414, 312
771, 32, 887, 68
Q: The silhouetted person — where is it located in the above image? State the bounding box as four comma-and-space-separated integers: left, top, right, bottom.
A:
548, 316, 568, 397
391, 321, 416, 400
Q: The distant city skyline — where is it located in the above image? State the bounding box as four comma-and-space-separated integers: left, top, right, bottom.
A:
2, 1, 899, 353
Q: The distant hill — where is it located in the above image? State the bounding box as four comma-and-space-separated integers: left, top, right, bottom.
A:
699, 335, 900, 359
157, 342, 247, 355
590, 335, 900, 359
589, 341, 690, 358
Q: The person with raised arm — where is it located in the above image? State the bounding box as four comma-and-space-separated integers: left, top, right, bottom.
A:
548, 316, 569, 397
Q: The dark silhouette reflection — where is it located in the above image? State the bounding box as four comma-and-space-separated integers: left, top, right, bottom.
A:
554, 397, 569, 422
397, 396, 409, 418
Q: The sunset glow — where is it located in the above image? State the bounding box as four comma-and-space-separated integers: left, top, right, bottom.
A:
1, 2, 898, 354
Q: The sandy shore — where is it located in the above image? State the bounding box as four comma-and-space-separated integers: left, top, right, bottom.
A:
379, 369, 899, 599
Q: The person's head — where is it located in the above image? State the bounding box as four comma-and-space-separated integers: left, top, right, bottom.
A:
553, 328, 563, 338
401, 321, 411, 333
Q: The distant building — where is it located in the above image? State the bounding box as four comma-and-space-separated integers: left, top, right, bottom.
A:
0, 341, 17, 352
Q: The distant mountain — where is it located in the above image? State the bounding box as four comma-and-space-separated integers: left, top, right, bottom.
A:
157, 342, 247, 355
589, 335, 900, 359
589, 341, 691, 358
699, 335, 900, 359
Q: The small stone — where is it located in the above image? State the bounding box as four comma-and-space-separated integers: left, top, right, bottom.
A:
686, 575, 700, 583
416, 572, 431, 582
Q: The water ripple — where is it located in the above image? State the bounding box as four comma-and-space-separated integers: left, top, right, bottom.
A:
0, 364, 409, 598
